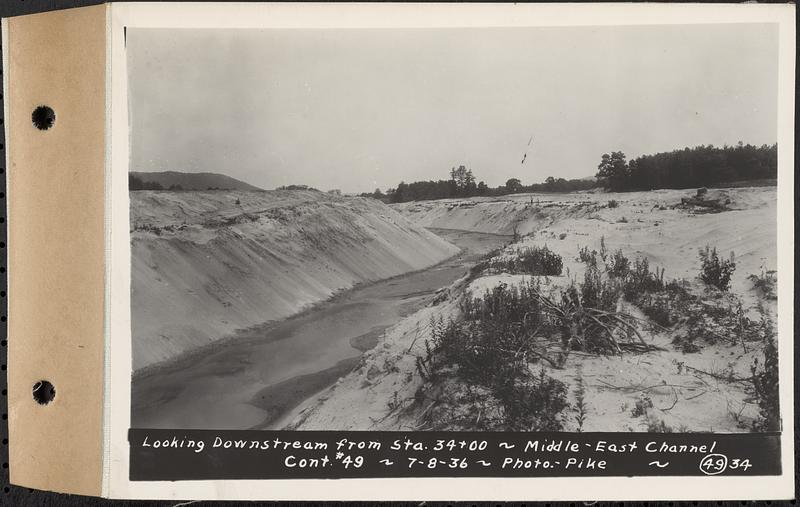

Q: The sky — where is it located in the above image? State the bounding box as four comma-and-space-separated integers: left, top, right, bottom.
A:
127, 24, 779, 193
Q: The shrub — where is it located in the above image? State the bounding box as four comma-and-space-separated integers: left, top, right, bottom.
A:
574, 367, 587, 432
577, 245, 597, 267
667, 286, 767, 354
637, 293, 678, 327
499, 368, 569, 431
698, 246, 736, 291
598, 236, 608, 263
665, 279, 692, 299
430, 281, 554, 386
748, 267, 777, 300
587, 242, 677, 329
607, 199, 619, 208
580, 264, 620, 313
490, 245, 563, 276
631, 395, 653, 417
622, 256, 664, 300
607, 249, 630, 278
671, 334, 701, 354
751, 316, 780, 432
419, 272, 653, 429
424, 282, 569, 430
559, 273, 649, 355
518, 246, 563, 275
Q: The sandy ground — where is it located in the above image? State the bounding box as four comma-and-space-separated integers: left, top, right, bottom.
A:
291, 186, 777, 432
131, 189, 459, 370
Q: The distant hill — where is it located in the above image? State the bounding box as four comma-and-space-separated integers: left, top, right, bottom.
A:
130, 171, 263, 191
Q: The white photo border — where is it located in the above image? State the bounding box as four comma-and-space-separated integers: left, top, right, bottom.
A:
105, 2, 796, 500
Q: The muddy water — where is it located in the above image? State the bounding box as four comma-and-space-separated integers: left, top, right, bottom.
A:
131, 228, 509, 430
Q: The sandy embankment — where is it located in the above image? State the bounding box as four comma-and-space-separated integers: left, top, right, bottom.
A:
131, 189, 459, 371
292, 186, 777, 432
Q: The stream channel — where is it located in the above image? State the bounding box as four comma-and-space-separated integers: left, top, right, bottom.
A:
131, 228, 510, 429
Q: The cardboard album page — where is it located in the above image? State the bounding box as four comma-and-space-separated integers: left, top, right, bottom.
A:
4, 4, 106, 497
6, 2, 798, 501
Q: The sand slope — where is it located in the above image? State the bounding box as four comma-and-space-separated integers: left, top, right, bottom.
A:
131, 190, 459, 371
292, 186, 778, 432
394, 188, 776, 300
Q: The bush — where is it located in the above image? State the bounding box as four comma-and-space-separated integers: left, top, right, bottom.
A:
698, 246, 736, 291
500, 369, 568, 431
424, 282, 569, 430
631, 395, 653, 417
581, 242, 677, 330
637, 293, 678, 327
748, 267, 777, 300
559, 273, 650, 354
580, 264, 620, 313
419, 270, 655, 429
622, 256, 664, 299
599, 236, 608, 263
428, 281, 551, 386
607, 249, 630, 278
490, 245, 563, 276
607, 199, 619, 208
577, 245, 597, 267
751, 316, 780, 432
573, 368, 587, 432
671, 334, 701, 354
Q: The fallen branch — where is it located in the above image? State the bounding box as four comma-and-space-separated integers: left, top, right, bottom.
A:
595, 378, 701, 394
681, 363, 753, 383
658, 387, 679, 411
416, 398, 440, 424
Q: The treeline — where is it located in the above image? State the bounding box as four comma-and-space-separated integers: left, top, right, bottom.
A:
129, 174, 232, 191
129, 174, 173, 190
597, 143, 777, 192
366, 142, 776, 204
362, 165, 598, 203
276, 184, 319, 191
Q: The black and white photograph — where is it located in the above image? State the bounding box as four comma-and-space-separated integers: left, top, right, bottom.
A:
127, 22, 782, 438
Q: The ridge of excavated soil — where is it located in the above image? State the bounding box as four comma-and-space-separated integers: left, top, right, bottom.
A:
131, 189, 459, 370
291, 186, 777, 432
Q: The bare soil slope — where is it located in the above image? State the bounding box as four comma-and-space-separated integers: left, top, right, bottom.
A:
131, 190, 459, 371
291, 186, 777, 432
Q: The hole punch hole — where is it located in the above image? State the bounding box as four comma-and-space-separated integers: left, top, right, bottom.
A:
32, 380, 56, 405
31, 105, 55, 130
